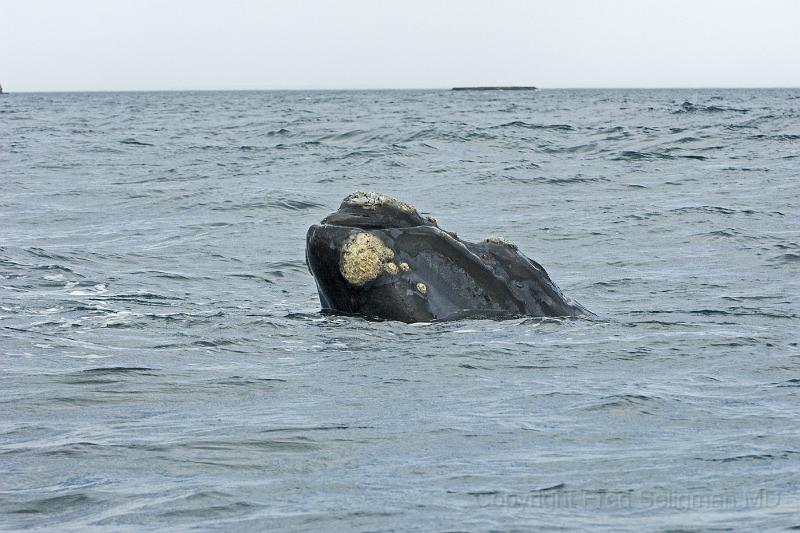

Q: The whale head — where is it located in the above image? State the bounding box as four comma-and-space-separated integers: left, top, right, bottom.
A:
305, 192, 440, 322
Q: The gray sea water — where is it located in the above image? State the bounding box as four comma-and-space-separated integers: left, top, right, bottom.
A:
1, 89, 799, 531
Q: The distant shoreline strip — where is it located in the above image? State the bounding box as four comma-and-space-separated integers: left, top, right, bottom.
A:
452, 86, 538, 91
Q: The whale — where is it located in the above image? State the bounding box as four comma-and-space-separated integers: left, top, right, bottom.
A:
306, 192, 591, 323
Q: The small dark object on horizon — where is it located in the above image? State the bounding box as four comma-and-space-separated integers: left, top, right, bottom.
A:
452, 86, 537, 91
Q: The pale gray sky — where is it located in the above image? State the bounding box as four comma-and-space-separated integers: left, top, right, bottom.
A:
2, 0, 799, 91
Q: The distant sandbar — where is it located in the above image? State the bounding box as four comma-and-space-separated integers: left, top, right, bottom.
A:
452, 86, 537, 91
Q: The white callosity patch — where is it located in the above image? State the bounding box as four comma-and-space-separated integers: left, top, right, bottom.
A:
483, 236, 518, 250
340, 232, 395, 286
343, 191, 417, 213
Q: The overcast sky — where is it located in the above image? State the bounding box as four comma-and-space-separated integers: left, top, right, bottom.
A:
2, 0, 799, 91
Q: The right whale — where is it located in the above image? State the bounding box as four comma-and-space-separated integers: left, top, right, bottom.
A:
306, 192, 592, 323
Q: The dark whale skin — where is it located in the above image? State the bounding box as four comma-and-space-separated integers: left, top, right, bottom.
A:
306, 192, 591, 323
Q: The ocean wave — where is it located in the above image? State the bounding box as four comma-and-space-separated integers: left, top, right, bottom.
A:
768, 252, 800, 265
572, 393, 664, 413
674, 101, 749, 114
119, 138, 154, 146
748, 133, 800, 141
495, 121, 575, 131
612, 150, 708, 161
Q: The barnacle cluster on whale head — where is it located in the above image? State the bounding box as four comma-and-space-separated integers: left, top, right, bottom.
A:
340, 232, 395, 287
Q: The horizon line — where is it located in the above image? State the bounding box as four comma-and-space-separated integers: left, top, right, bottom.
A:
4, 85, 800, 94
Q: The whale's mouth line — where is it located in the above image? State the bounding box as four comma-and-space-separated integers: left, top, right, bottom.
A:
318, 308, 600, 324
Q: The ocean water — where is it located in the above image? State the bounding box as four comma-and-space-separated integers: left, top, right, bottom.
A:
1, 89, 798, 531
